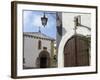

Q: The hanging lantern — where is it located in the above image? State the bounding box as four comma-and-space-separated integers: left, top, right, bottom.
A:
41, 12, 48, 27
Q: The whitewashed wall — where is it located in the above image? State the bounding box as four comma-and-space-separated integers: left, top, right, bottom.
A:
58, 13, 91, 67
62, 13, 91, 36
24, 36, 51, 68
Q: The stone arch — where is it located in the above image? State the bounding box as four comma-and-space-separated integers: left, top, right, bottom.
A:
58, 30, 75, 67
58, 30, 90, 67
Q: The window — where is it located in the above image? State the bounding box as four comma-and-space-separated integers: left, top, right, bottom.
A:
38, 40, 42, 49
43, 47, 47, 50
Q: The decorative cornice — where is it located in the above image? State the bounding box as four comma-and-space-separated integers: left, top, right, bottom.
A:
23, 34, 55, 41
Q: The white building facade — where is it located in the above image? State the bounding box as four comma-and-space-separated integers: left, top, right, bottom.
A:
23, 32, 55, 69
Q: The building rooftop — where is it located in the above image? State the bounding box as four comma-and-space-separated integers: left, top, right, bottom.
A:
23, 32, 55, 41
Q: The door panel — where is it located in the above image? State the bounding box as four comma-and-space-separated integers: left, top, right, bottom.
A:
64, 35, 90, 67
40, 57, 47, 68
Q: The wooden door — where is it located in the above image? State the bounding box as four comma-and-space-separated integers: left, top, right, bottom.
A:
64, 35, 90, 67
39, 51, 50, 68
40, 57, 47, 68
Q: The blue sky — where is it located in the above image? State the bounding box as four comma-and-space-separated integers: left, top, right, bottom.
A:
23, 10, 57, 39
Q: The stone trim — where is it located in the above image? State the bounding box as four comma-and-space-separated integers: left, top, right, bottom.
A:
23, 34, 55, 41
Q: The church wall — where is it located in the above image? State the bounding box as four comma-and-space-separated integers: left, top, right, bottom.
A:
23, 36, 52, 68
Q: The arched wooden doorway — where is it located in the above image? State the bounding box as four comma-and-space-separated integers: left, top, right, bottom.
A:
39, 51, 50, 68
64, 35, 90, 67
